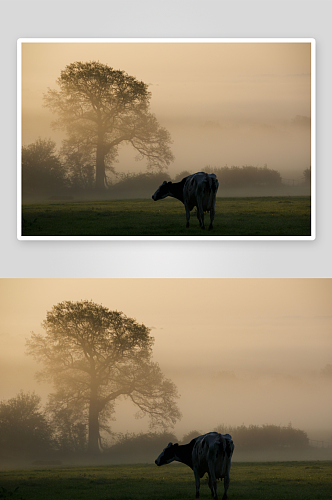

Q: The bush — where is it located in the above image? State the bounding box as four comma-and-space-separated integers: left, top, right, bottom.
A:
0, 392, 54, 459
208, 165, 282, 188
213, 423, 309, 450
108, 172, 172, 199
22, 138, 68, 198
180, 430, 203, 444
105, 431, 178, 463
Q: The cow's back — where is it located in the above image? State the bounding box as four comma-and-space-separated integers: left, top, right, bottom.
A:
193, 432, 234, 479
192, 433, 221, 477
183, 173, 218, 212
183, 173, 206, 210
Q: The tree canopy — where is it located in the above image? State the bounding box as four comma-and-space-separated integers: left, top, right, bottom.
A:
26, 300, 181, 454
43, 61, 174, 189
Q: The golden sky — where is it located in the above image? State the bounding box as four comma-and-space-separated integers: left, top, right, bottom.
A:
20, 41, 312, 178
0, 278, 330, 437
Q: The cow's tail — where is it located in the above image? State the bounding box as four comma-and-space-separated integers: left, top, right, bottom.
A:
217, 434, 227, 456
223, 434, 234, 459
206, 174, 219, 210
224, 436, 234, 459
210, 175, 219, 194
216, 434, 234, 458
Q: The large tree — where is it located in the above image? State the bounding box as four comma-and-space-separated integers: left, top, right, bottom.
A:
26, 300, 181, 454
43, 61, 174, 190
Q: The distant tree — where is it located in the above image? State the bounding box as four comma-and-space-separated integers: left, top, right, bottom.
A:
303, 167, 311, 185
109, 171, 172, 198
26, 300, 181, 455
180, 430, 202, 444
172, 170, 192, 182
0, 392, 53, 459
207, 165, 282, 189
44, 61, 174, 190
213, 423, 308, 450
22, 137, 68, 197
321, 364, 332, 379
213, 424, 230, 435
291, 115, 311, 127
106, 431, 178, 462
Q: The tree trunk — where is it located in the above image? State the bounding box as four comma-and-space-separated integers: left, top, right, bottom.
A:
88, 391, 101, 455
95, 142, 106, 191
95, 126, 106, 191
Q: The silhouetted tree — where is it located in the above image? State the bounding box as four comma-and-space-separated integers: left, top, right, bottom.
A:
108, 171, 172, 198
291, 115, 311, 127
303, 167, 311, 185
180, 430, 202, 444
26, 300, 181, 455
216, 165, 282, 187
47, 406, 88, 454
0, 392, 53, 459
44, 61, 174, 190
213, 423, 309, 450
106, 431, 178, 462
321, 364, 332, 379
61, 147, 96, 191
173, 170, 192, 183
22, 137, 68, 197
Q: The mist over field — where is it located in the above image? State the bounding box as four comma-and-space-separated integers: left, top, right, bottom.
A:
20, 41, 312, 200
115, 115, 311, 182
0, 279, 330, 463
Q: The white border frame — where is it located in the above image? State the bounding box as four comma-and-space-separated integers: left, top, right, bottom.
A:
17, 38, 316, 241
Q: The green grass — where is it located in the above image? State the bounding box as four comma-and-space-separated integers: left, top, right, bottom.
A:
21, 196, 312, 237
0, 462, 331, 500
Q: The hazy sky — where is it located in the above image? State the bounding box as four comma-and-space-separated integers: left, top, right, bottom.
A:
20, 40, 312, 179
0, 279, 330, 439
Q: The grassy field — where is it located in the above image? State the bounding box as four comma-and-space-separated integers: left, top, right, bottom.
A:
21, 196, 311, 237
0, 461, 331, 500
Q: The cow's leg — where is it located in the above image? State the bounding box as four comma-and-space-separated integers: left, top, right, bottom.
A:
184, 203, 191, 228
208, 199, 216, 230
222, 474, 230, 500
196, 201, 205, 229
193, 470, 200, 498
200, 211, 205, 230
207, 473, 217, 498
209, 206, 215, 230
208, 466, 218, 499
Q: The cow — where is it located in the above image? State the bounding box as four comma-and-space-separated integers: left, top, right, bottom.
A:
152, 172, 219, 230
155, 432, 234, 500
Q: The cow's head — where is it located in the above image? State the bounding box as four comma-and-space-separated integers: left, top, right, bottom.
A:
152, 181, 172, 201
155, 442, 178, 466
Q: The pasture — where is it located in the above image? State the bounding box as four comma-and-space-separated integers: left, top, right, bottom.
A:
0, 461, 330, 500
21, 196, 311, 237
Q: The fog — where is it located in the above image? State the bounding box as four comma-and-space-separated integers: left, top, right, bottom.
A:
1, 279, 330, 448
21, 41, 312, 182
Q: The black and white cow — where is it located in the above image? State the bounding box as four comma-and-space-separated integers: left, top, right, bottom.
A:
155, 432, 234, 500
152, 172, 219, 229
